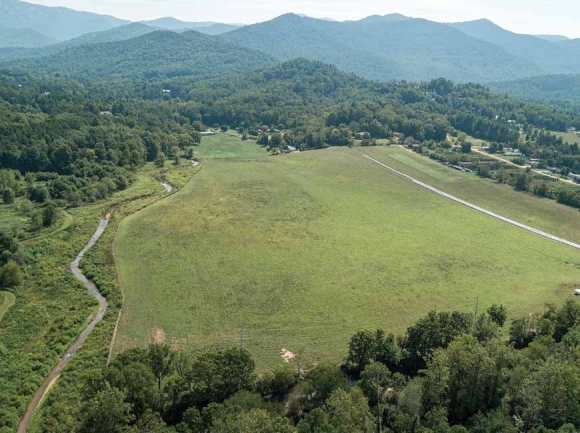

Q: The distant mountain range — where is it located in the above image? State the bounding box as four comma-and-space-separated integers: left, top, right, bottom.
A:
219, 13, 543, 82
1, 0, 580, 86
535, 35, 569, 42
0, 0, 127, 42
0, 0, 242, 49
141, 17, 242, 34
0, 23, 155, 61
0, 25, 57, 47
449, 19, 580, 75
489, 74, 580, 110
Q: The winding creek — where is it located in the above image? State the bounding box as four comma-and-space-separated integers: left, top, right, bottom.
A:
18, 180, 174, 432
17, 215, 111, 433
160, 180, 173, 193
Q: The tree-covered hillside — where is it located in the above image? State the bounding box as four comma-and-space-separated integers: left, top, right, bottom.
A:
0, 25, 56, 48
10, 30, 277, 80
220, 13, 543, 83
0, 0, 128, 41
490, 74, 580, 113
0, 23, 157, 62
145, 59, 579, 147
450, 19, 580, 75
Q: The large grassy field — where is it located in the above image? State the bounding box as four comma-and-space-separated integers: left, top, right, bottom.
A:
113, 143, 580, 368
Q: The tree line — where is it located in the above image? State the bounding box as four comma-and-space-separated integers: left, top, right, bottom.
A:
33, 300, 580, 433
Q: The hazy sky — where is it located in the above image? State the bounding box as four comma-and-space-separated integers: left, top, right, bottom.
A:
25, 0, 580, 38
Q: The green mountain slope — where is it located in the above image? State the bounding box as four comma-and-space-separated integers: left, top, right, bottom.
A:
450, 19, 580, 74
0, 25, 56, 47
0, 0, 128, 41
12, 30, 277, 79
0, 23, 156, 61
220, 13, 543, 82
490, 74, 580, 112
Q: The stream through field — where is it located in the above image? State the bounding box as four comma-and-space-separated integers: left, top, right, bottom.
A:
17, 215, 111, 433
18, 179, 176, 432
160, 181, 173, 193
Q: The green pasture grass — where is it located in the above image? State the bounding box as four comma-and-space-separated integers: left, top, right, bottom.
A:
554, 131, 580, 145
363, 147, 580, 244
195, 133, 269, 159
114, 146, 580, 369
0, 291, 15, 323
0, 202, 28, 234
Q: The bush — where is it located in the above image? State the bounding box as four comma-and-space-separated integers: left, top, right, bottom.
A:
2, 188, 15, 204
0, 260, 22, 288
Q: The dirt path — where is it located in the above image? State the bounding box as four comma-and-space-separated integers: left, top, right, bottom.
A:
17, 215, 111, 433
363, 154, 580, 250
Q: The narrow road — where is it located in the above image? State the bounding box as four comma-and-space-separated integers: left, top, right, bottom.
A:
473, 148, 578, 186
363, 154, 580, 250
17, 215, 111, 433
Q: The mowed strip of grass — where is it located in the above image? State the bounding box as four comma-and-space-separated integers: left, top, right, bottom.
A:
195, 133, 269, 159
0, 291, 15, 323
360, 146, 580, 245
114, 146, 580, 368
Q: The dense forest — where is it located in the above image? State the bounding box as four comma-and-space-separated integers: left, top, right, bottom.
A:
10, 30, 276, 80
490, 75, 580, 114
137, 60, 580, 145
36, 300, 580, 433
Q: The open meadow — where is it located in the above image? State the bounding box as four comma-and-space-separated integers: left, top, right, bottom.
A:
113, 140, 580, 368
362, 146, 580, 244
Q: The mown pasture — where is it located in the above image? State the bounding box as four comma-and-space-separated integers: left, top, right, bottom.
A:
362, 146, 580, 244
0, 291, 15, 323
194, 133, 269, 159
113, 144, 580, 368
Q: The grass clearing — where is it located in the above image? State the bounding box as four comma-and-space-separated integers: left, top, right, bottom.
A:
0, 291, 15, 323
194, 133, 269, 159
363, 146, 580, 244
554, 131, 580, 145
114, 144, 580, 369
0, 201, 28, 234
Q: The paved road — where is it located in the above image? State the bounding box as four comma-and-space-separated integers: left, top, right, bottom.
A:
17, 216, 111, 433
363, 154, 580, 250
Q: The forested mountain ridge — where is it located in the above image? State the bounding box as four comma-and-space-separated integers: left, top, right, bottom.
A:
141, 17, 242, 34
135, 58, 580, 144
0, 23, 157, 62
490, 74, 580, 113
3, 58, 578, 187
0, 25, 57, 48
450, 19, 580, 74
219, 13, 544, 83
9, 30, 277, 80
0, 0, 128, 42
